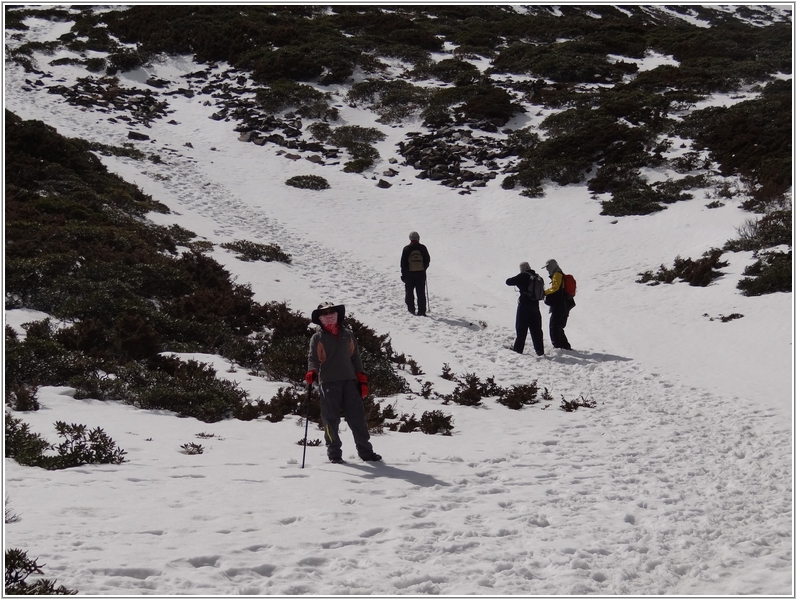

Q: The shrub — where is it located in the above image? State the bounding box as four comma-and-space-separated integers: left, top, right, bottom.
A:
5, 414, 126, 470
724, 210, 792, 252
48, 421, 127, 469
637, 248, 728, 287
85, 57, 107, 72
600, 186, 666, 217
496, 382, 540, 410
737, 250, 792, 296
285, 175, 330, 191
442, 373, 483, 406
461, 83, 524, 126
221, 240, 292, 263
5, 383, 40, 412
419, 410, 453, 435
75, 356, 260, 423
180, 442, 204, 455
394, 413, 421, 433
255, 79, 330, 113
5, 548, 78, 595
265, 385, 305, 423
347, 80, 430, 123
560, 395, 596, 412
343, 157, 374, 173
5, 414, 52, 469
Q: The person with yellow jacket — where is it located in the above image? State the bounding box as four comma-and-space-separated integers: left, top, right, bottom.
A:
542, 259, 574, 350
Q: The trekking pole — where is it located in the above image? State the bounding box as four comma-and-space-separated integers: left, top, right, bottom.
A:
426, 279, 431, 313
301, 382, 312, 468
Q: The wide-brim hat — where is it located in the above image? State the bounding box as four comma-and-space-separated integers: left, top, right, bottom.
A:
311, 302, 345, 325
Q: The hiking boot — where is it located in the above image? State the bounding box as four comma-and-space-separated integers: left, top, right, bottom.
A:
329, 457, 346, 464
360, 452, 382, 462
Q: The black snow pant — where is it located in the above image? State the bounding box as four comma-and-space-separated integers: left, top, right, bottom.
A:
513, 297, 544, 355
404, 272, 427, 315
549, 306, 571, 350
319, 379, 374, 461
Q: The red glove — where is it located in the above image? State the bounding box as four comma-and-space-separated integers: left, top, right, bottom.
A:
356, 372, 369, 398
305, 370, 317, 385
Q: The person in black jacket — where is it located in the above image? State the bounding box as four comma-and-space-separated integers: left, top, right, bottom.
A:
506, 262, 545, 356
400, 231, 431, 316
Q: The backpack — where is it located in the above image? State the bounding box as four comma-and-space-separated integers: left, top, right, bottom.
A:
524, 271, 545, 301
563, 273, 577, 297
408, 249, 425, 272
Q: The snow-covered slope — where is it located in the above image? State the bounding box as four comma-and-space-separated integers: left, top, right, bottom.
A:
3, 10, 793, 596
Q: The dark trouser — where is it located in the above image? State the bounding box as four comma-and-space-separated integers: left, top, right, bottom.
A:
404, 272, 427, 315
549, 307, 571, 350
513, 298, 544, 355
319, 379, 374, 460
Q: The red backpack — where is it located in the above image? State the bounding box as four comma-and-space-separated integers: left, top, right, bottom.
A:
563, 273, 577, 297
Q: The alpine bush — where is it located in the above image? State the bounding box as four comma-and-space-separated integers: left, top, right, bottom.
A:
419, 410, 453, 435
285, 175, 330, 191
637, 248, 729, 287
5, 413, 127, 470
496, 382, 540, 410
221, 240, 292, 263
5, 548, 77, 595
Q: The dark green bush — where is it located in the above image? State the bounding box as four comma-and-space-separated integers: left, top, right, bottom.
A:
442, 373, 483, 406
347, 80, 430, 123
637, 248, 729, 287
5, 548, 77, 595
5, 414, 52, 469
255, 79, 330, 113
600, 186, 666, 217
221, 240, 292, 263
737, 251, 792, 296
285, 175, 330, 191
48, 421, 127, 469
560, 395, 596, 412
5, 414, 126, 470
419, 410, 453, 435
461, 83, 524, 126
496, 382, 540, 410
265, 385, 305, 423
5, 382, 40, 412
724, 210, 792, 252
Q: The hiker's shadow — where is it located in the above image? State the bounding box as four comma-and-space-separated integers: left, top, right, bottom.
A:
345, 463, 450, 488
433, 316, 483, 331
550, 350, 633, 365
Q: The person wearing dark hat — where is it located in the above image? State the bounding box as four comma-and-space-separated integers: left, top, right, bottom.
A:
505, 261, 545, 356
305, 302, 382, 464
542, 259, 573, 350
400, 231, 431, 316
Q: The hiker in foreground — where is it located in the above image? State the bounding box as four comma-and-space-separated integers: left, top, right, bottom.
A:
306, 302, 382, 464
542, 259, 575, 350
400, 231, 431, 316
505, 261, 545, 356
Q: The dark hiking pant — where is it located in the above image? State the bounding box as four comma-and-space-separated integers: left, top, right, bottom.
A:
549, 307, 571, 350
319, 379, 374, 461
513, 298, 544, 355
404, 273, 427, 315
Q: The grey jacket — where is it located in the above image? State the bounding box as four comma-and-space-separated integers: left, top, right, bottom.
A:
308, 327, 364, 384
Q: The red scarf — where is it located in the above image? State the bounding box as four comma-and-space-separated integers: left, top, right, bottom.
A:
322, 323, 340, 336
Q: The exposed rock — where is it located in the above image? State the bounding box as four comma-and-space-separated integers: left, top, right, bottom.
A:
376, 179, 392, 188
